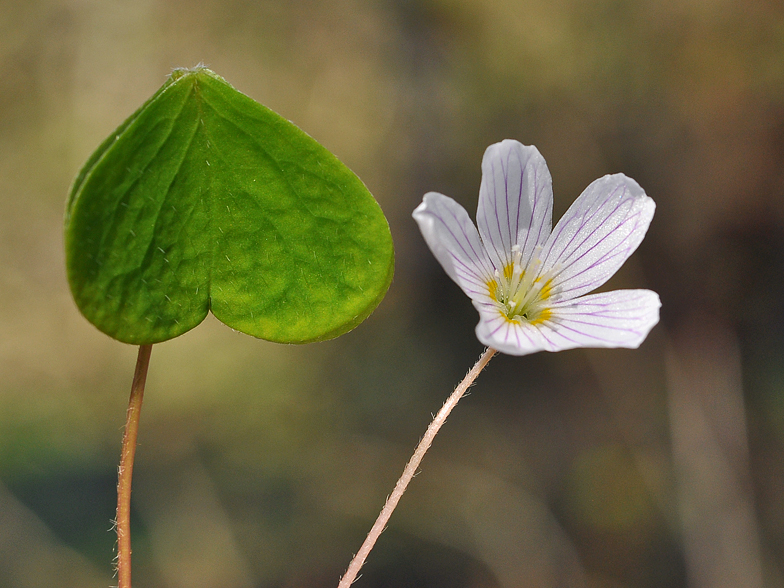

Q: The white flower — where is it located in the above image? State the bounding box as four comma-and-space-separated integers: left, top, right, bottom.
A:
413, 140, 660, 356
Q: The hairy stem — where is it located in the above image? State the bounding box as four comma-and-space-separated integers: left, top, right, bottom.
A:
117, 344, 153, 588
337, 347, 496, 588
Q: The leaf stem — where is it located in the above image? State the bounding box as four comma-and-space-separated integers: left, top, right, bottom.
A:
117, 344, 153, 588
337, 347, 496, 588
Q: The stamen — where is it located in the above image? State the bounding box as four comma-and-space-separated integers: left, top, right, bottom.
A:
485, 245, 556, 324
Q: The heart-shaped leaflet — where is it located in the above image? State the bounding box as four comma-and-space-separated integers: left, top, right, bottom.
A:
66, 67, 394, 344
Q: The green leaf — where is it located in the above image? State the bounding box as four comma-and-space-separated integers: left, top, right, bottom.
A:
65, 67, 394, 345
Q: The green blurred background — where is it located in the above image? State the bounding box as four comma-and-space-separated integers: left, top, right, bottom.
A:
2, 0, 784, 586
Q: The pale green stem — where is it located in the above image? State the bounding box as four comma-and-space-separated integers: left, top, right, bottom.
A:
117, 344, 153, 588
337, 347, 497, 588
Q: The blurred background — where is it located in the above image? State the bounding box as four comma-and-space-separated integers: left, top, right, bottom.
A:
1, 0, 784, 586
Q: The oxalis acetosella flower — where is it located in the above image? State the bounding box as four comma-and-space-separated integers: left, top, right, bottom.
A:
336, 140, 661, 588
413, 139, 660, 355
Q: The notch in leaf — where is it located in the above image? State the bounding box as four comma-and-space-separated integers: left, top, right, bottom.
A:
65, 66, 394, 345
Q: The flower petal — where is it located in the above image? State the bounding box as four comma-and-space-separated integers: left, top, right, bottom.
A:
539, 175, 655, 301
413, 192, 496, 304
541, 289, 660, 351
476, 140, 553, 272
475, 289, 659, 355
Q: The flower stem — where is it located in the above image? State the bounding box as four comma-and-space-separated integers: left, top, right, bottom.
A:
117, 344, 153, 588
337, 347, 496, 588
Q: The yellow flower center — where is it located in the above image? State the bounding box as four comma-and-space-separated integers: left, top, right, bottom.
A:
487, 245, 554, 325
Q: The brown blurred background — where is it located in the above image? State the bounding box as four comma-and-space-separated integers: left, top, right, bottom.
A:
1, 0, 784, 586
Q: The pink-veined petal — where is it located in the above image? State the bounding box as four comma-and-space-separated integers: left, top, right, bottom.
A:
540, 175, 655, 302
538, 289, 661, 351
474, 305, 552, 356
413, 192, 496, 304
476, 140, 553, 272
475, 289, 659, 355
